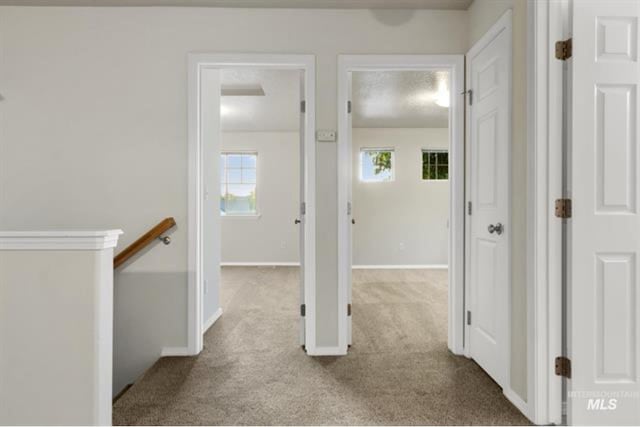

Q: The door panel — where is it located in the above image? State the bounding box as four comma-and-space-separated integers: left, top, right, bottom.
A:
569, 1, 640, 424
299, 70, 306, 346
467, 20, 510, 389
202, 68, 222, 329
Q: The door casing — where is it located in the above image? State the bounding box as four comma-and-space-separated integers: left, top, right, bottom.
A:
186, 54, 317, 355
337, 54, 466, 356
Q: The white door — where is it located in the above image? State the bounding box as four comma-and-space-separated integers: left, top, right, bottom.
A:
298, 70, 306, 346
347, 73, 354, 347
202, 68, 222, 331
466, 16, 511, 388
568, 1, 640, 424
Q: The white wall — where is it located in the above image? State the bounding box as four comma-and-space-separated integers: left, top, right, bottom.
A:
468, 0, 528, 402
0, 6, 468, 394
352, 128, 448, 266
221, 132, 300, 264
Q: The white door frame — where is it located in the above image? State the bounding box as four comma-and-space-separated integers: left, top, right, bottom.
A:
527, 1, 565, 425
186, 53, 317, 355
337, 54, 466, 355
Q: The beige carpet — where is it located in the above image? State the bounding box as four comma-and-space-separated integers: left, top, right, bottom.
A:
113, 267, 530, 425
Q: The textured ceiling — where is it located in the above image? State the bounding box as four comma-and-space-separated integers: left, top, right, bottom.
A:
223, 69, 450, 131
0, 0, 472, 9
352, 70, 450, 128
221, 69, 300, 132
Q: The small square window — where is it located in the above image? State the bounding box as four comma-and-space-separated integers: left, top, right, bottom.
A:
360, 149, 394, 182
422, 150, 448, 180
220, 152, 257, 215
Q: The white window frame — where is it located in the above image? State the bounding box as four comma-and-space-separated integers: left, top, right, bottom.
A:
421, 149, 449, 181
220, 151, 259, 217
359, 147, 395, 183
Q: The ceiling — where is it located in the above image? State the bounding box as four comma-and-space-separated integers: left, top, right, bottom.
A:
0, 0, 472, 8
352, 70, 450, 128
221, 69, 300, 132
222, 69, 449, 131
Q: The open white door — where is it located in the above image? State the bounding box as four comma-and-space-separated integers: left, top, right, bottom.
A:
201, 68, 222, 333
298, 70, 306, 347
466, 11, 511, 389
347, 72, 353, 347
568, 1, 640, 424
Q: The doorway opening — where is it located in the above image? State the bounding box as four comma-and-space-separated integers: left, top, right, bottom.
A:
337, 55, 465, 356
188, 54, 316, 356
348, 69, 452, 352
216, 68, 305, 346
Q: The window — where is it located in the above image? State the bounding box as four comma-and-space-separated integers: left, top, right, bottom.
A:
360, 149, 394, 182
220, 152, 257, 215
422, 150, 448, 180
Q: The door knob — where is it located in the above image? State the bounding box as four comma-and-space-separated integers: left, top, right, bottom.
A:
351, 218, 356, 225
488, 223, 504, 235
294, 219, 301, 224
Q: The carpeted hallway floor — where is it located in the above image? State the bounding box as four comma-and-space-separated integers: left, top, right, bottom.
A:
113, 267, 530, 425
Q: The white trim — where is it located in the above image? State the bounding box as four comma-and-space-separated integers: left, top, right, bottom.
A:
188, 53, 316, 356
528, 1, 565, 425
352, 264, 448, 270
203, 307, 223, 333
306, 346, 345, 356
0, 229, 122, 250
464, 7, 513, 391
220, 262, 300, 267
337, 54, 465, 356
504, 387, 532, 422
160, 347, 191, 357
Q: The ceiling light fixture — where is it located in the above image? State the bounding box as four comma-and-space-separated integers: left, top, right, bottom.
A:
221, 105, 232, 117
435, 81, 450, 108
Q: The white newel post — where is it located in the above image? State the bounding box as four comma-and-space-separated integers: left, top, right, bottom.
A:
0, 230, 122, 426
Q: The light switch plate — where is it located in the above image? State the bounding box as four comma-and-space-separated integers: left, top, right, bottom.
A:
316, 130, 337, 142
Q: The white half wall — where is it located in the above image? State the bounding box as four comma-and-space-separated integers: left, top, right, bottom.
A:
352, 128, 449, 266
221, 131, 300, 264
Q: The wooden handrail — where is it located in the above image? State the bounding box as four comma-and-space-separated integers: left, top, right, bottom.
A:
114, 217, 176, 269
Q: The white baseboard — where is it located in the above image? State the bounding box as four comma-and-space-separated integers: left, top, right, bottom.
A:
352, 264, 448, 270
161, 308, 223, 357
203, 307, 223, 333
503, 387, 533, 423
220, 262, 300, 267
160, 346, 190, 357
306, 346, 347, 356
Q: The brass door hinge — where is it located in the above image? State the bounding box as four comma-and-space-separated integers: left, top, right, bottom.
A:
555, 198, 572, 218
555, 356, 571, 378
347, 303, 352, 316
347, 100, 352, 114
300, 100, 306, 113
300, 304, 306, 317
556, 38, 572, 60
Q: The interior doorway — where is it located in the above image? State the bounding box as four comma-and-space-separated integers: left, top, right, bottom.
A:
348, 69, 452, 352
187, 54, 316, 356
216, 68, 306, 345
337, 55, 465, 356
